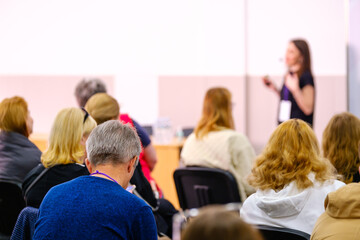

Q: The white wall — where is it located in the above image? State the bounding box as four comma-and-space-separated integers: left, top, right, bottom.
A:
348, 0, 360, 117
0, 0, 245, 125
247, 0, 346, 76
0, 0, 348, 147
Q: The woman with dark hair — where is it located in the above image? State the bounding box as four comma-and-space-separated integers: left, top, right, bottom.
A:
263, 39, 315, 126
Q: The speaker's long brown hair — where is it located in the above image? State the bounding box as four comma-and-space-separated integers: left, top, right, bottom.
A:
292, 39, 312, 77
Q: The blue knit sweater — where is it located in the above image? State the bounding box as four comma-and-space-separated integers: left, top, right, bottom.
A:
33, 176, 157, 240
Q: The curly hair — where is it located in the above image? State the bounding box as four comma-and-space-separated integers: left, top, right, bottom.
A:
322, 112, 360, 183
248, 119, 336, 191
194, 87, 234, 139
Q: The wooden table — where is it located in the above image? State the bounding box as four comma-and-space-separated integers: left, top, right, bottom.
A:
29, 133, 48, 152
152, 139, 184, 210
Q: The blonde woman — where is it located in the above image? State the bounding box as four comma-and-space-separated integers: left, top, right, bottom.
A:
22, 108, 97, 208
322, 112, 360, 183
181, 87, 255, 201
0, 96, 41, 186
240, 119, 345, 235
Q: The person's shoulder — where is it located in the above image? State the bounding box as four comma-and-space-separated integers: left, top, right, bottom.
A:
301, 70, 313, 78
313, 178, 345, 192
131, 118, 151, 147
45, 175, 88, 194
182, 132, 197, 147
240, 192, 257, 212
22, 163, 45, 190
300, 71, 314, 84
184, 132, 196, 141
53, 163, 89, 175
126, 191, 151, 208
226, 130, 251, 145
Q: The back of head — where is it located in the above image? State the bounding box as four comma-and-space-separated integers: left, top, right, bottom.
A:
249, 119, 335, 191
291, 39, 312, 76
181, 206, 263, 240
322, 112, 360, 183
194, 87, 234, 138
0, 96, 30, 137
41, 108, 97, 168
75, 78, 107, 107
85, 93, 120, 125
86, 120, 141, 167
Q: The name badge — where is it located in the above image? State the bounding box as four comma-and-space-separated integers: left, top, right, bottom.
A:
279, 100, 291, 122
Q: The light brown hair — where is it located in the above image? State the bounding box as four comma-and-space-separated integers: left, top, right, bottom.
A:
292, 39, 312, 77
181, 205, 263, 240
0, 96, 30, 137
248, 119, 336, 191
85, 93, 120, 125
322, 112, 360, 183
194, 87, 234, 139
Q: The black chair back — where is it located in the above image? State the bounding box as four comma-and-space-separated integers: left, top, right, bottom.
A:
257, 225, 310, 240
182, 128, 194, 137
173, 167, 241, 210
0, 182, 25, 236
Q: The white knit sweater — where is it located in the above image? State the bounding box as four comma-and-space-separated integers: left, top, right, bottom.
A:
180, 129, 256, 201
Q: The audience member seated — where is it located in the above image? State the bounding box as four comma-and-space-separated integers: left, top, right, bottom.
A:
74, 78, 107, 108
322, 112, 360, 183
181, 205, 263, 240
33, 120, 158, 240
0, 96, 41, 187
240, 119, 345, 235
85, 93, 177, 237
85, 92, 161, 196
311, 182, 360, 240
22, 108, 97, 208
0, 96, 41, 236
75, 79, 159, 188
181, 87, 255, 201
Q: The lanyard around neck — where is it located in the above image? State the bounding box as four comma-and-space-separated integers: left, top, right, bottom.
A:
90, 170, 119, 184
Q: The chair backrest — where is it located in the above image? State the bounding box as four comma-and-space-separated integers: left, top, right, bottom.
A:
173, 167, 241, 210
11, 207, 39, 240
256, 225, 310, 240
0, 182, 26, 236
182, 128, 194, 137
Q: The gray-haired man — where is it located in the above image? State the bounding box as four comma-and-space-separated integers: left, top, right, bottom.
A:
34, 120, 158, 240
